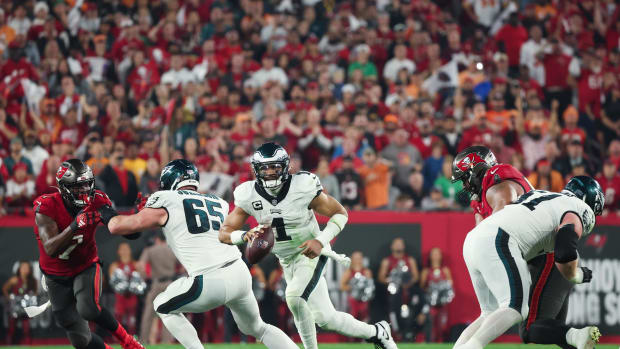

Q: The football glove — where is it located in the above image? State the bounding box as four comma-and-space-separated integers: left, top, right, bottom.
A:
581, 267, 593, 283
69, 210, 100, 232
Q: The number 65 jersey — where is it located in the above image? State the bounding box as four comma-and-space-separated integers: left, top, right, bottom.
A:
478, 190, 596, 261
144, 190, 240, 277
234, 172, 323, 262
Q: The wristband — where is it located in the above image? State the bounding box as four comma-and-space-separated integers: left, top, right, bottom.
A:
230, 230, 247, 245
69, 220, 79, 232
316, 213, 348, 248
99, 205, 119, 225
569, 267, 584, 284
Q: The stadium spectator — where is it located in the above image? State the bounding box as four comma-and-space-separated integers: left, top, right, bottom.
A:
421, 247, 453, 343
138, 234, 176, 345
358, 148, 391, 209
381, 129, 422, 191
98, 142, 138, 208
596, 160, 620, 214
316, 158, 340, 202
340, 251, 373, 323
527, 159, 565, 193
3, 138, 33, 176
422, 143, 444, 192
109, 243, 139, 335
5, 162, 34, 213
554, 139, 597, 178
401, 171, 427, 209
20, 130, 48, 177
2, 261, 37, 345
139, 158, 163, 195
35, 155, 61, 197
421, 186, 453, 211
335, 155, 363, 210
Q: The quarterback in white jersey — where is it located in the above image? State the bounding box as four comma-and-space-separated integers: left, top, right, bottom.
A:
455, 176, 604, 349
97, 159, 297, 349
219, 142, 397, 349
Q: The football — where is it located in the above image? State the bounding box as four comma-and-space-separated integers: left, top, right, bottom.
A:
245, 225, 274, 264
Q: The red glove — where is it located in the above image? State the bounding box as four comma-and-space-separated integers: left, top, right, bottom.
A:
135, 192, 149, 212
70, 210, 101, 231
470, 200, 483, 216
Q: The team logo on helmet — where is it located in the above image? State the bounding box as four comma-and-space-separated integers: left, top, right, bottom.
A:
456, 153, 484, 172
56, 166, 69, 181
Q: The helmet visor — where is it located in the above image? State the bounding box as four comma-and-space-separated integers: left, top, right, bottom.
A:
257, 163, 284, 181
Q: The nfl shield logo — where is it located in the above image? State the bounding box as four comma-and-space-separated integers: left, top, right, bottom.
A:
272, 199, 278, 205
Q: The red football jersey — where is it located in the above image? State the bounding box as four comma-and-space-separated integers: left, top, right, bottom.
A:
33, 190, 112, 277
476, 163, 534, 219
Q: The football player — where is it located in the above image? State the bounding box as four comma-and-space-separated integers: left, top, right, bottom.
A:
219, 142, 397, 349
96, 159, 297, 349
33, 159, 143, 349
454, 176, 603, 349
452, 146, 599, 349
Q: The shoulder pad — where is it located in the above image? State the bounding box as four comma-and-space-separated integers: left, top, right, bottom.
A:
233, 181, 255, 202
294, 171, 322, 192
93, 190, 113, 206
145, 190, 174, 209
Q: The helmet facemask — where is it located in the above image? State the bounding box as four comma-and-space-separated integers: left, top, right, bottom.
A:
61, 179, 95, 208
254, 161, 289, 190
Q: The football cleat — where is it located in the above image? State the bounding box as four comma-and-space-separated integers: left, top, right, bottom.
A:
572, 326, 600, 349
368, 320, 398, 349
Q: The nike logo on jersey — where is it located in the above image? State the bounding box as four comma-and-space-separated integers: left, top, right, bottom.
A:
490, 168, 498, 175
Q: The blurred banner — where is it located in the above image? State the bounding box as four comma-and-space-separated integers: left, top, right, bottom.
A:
1, 212, 619, 343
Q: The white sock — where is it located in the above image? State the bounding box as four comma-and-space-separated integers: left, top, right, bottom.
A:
287, 296, 318, 349
469, 308, 522, 348
260, 324, 299, 349
454, 315, 486, 348
321, 312, 376, 339
157, 312, 203, 349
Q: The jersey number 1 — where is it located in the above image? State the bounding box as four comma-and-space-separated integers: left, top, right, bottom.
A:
183, 198, 224, 234
59, 235, 84, 260
271, 217, 291, 241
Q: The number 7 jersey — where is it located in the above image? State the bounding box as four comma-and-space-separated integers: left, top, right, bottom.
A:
479, 189, 596, 261
234, 172, 323, 262
144, 190, 240, 277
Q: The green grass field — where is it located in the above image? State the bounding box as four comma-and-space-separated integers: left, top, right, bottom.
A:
2, 344, 617, 349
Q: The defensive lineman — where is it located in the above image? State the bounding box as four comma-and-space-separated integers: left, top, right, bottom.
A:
96, 159, 298, 349
220, 142, 397, 349
451, 146, 599, 349
454, 176, 604, 349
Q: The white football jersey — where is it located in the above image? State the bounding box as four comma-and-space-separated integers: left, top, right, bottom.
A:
234, 172, 323, 262
478, 190, 596, 261
144, 189, 241, 277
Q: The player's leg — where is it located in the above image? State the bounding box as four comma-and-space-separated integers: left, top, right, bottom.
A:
153, 274, 218, 349
521, 253, 600, 349
457, 229, 531, 349
46, 274, 111, 349
224, 260, 298, 349
73, 263, 143, 348
283, 255, 324, 349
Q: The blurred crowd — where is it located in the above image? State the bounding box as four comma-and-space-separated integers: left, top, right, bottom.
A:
3, 236, 453, 344
0, 0, 620, 215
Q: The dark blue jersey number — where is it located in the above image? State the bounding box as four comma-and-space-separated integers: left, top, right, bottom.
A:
514, 191, 561, 211
271, 217, 291, 241
183, 198, 224, 234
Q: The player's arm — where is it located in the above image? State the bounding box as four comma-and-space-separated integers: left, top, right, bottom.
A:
554, 212, 592, 284
301, 192, 348, 258
219, 206, 254, 245
420, 268, 429, 289
485, 180, 524, 214
36, 212, 79, 258
104, 207, 168, 235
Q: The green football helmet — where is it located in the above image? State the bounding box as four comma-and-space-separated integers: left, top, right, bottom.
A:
563, 176, 605, 216
251, 142, 290, 189
159, 159, 200, 191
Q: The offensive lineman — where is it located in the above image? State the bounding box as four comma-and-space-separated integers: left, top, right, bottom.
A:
452, 146, 599, 349
95, 159, 297, 349
219, 142, 397, 349
454, 176, 604, 349
33, 159, 144, 349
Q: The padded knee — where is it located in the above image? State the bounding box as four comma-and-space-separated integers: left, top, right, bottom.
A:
236, 317, 266, 338
76, 297, 101, 321
54, 309, 92, 348
313, 306, 337, 329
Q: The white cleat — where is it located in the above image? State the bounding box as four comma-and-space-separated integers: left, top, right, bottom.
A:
369, 320, 398, 349
574, 326, 601, 349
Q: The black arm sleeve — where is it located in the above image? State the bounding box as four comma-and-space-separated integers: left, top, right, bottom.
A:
554, 224, 579, 263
